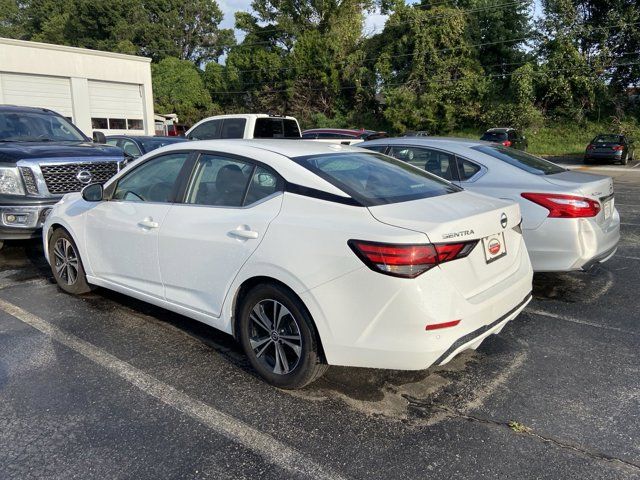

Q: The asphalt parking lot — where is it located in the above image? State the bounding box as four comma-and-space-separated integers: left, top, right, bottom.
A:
1, 162, 639, 480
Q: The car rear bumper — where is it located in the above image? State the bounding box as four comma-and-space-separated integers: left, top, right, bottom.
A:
523, 210, 620, 272
300, 237, 533, 370
585, 152, 623, 161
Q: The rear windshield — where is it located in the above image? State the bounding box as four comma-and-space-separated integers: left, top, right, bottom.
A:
480, 132, 508, 142
473, 145, 565, 175
593, 134, 622, 144
293, 152, 460, 206
254, 118, 301, 138
138, 137, 187, 151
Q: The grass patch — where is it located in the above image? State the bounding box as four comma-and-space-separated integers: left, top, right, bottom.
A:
447, 120, 640, 157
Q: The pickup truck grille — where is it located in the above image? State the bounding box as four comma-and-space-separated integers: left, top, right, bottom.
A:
40, 161, 119, 195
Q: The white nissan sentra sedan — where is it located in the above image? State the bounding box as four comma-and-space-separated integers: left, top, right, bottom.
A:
361, 137, 621, 272
43, 140, 532, 388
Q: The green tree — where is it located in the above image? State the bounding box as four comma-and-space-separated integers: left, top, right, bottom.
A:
374, 2, 488, 132
152, 57, 214, 124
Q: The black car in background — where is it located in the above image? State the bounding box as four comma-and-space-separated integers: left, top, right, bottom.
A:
0, 105, 125, 248
480, 128, 528, 151
105, 135, 188, 159
584, 134, 635, 165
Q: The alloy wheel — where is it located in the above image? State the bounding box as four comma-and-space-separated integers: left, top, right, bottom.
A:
53, 238, 79, 285
249, 299, 303, 375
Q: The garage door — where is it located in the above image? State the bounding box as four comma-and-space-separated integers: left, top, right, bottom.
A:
88, 80, 145, 132
0, 73, 73, 118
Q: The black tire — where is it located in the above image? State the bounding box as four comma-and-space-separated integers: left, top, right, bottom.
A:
48, 228, 94, 295
620, 153, 629, 165
238, 283, 328, 389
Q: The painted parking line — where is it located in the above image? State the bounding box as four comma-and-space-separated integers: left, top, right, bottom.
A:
526, 308, 638, 336
0, 298, 347, 480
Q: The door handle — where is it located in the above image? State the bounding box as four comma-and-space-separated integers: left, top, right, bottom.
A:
229, 229, 259, 239
138, 218, 159, 229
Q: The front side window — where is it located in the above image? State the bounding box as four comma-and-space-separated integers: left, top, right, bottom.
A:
113, 152, 188, 202
473, 145, 565, 175
120, 139, 142, 158
294, 152, 460, 206
189, 119, 222, 140
0, 111, 86, 142
388, 146, 456, 181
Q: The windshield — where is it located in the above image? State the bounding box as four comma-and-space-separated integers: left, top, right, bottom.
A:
138, 137, 187, 151
480, 132, 508, 142
0, 111, 86, 142
293, 152, 460, 206
473, 145, 566, 175
593, 135, 622, 144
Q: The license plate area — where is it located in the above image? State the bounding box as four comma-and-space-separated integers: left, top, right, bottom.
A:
482, 232, 507, 264
603, 198, 614, 220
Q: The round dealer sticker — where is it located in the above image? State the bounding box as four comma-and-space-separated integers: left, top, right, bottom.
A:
488, 239, 501, 255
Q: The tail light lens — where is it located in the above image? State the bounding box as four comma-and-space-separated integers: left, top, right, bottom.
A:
586, 144, 595, 150
348, 240, 477, 278
521, 193, 601, 218
612, 145, 624, 151
502, 140, 512, 147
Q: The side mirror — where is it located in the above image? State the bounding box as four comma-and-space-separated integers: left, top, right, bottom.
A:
82, 183, 103, 202
92, 131, 107, 143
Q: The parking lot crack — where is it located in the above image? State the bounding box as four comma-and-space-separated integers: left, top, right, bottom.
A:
413, 401, 640, 473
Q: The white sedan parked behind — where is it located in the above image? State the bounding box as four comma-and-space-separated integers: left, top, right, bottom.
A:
361, 137, 620, 272
43, 141, 532, 388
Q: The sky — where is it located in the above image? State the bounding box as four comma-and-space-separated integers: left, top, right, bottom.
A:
217, 1, 394, 43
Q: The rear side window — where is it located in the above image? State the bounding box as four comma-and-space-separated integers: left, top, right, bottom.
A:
220, 118, 246, 139
293, 152, 460, 206
189, 119, 221, 140
473, 145, 565, 175
481, 132, 508, 142
254, 118, 300, 138
388, 146, 456, 181
457, 158, 481, 181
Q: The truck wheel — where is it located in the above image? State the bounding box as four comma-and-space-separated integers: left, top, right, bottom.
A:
48, 228, 94, 295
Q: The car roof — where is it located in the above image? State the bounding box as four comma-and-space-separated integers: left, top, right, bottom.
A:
0, 105, 61, 115
106, 135, 186, 140
361, 136, 487, 149
303, 128, 363, 135
195, 114, 297, 121
485, 128, 513, 133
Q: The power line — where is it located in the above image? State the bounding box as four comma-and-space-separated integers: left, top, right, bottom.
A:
208, 60, 640, 95
224, 19, 640, 78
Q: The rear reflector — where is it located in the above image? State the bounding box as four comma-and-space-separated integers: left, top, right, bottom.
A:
348, 240, 477, 278
521, 192, 601, 218
426, 319, 461, 331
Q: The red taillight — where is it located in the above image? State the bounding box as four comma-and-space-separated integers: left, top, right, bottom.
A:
612, 145, 624, 151
426, 319, 461, 331
521, 193, 601, 218
348, 240, 477, 278
586, 144, 595, 150
502, 140, 512, 147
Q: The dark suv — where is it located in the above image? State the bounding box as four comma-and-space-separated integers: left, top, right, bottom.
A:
0, 105, 125, 248
480, 128, 528, 151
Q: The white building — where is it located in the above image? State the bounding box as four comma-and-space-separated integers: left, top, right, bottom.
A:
0, 37, 155, 136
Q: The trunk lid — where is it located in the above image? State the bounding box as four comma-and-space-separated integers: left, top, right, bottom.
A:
544, 171, 615, 227
368, 191, 525, 298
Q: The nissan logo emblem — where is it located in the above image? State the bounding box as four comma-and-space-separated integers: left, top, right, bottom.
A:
500, 213, 508, 229
76, 170, 93, 184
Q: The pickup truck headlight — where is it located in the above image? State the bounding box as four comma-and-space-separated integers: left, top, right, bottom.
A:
0, 167, 26, 195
